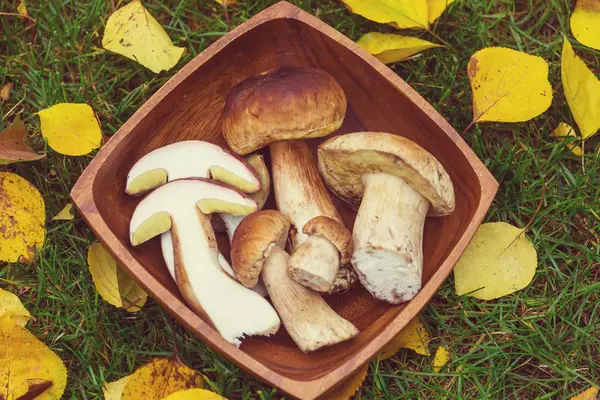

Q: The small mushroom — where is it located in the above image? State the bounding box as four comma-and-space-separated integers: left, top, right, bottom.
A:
318, 132, 455, 304
232, 210, 359, 353
129, 178, 280, 346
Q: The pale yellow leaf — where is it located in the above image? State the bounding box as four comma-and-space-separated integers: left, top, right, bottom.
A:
570, 386, 599, 400
432, 345, 450, 372
0, 172, 45, 263
0, 82, 12, 101
317, 362, 369, 400
454, 222, 537, 300
467, 47, 552, 123
357, 33, 442, 64
103, 376, 130, 400
571, 0, 600, 51
552, 123, 584, 156
162, 388, 226, 400
121, 357, 204, 400
37, 103, 102, 156
428, 0, 455, 23
379, 317, 431, 360
341, 0, 429, 30
52, 203, 75, 221
88, 242, 147, 312
561, 38, 600, 139
17, 0, 28, 16
0, 317, 67, 400
0, 115, 45, 165
214, 0, 237, 7
102, 1, 185, 74
0, 288, 31, 326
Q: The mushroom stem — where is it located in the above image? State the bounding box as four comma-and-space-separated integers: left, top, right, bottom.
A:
261, 245, 359, 353
288, 235, 340, 292
352, 173, 430, 304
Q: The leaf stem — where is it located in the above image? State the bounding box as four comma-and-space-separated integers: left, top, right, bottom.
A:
461, 120, 476, 136
523, 184, 547, 232
0, 12, 36, 24
427, 29, 456, 52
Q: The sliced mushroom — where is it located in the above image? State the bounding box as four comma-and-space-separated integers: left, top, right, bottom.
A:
222, 67, 356, 294
129, 178, 280, 345
231, 210, 359, 353
318, 132, 455, 304
126, 140, 261, 195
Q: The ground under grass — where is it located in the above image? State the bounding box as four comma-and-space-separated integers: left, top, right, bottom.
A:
1, 0, 599, 398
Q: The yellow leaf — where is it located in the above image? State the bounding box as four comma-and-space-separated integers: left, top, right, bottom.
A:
341, 0, 429, 30
0, 288, 31, 326
0, 115, 45, 165
0, 317, 67, 400
357, 33, 442, 64
52, 203, 75, 221
17, 0, 28, 16
571, 0, 600, 51
454, 222, 537, 300
379, 317, 431, 360
467, 47, 552, 123
214, 0, 237, 7
432, 345, 450, 372
0, 172, 45, 263
103, 376, 130, 400
570, 387, 599, 400
428, 0, 455, 23
0, 82, 12, 101
162, 388, 226, 400
561, 38, 600, 139
121, 356, 204, 400
102, 1, 185, 74
37, 103, 102, 156
88, 242, 147, 312
317, 362, 369, 400
552, 123, 584, 156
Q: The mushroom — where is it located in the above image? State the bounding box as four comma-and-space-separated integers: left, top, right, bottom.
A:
318, 132, 455, 304
221, 66, 356, 294
231, 210, 359, 353
129, 178, 280, 345
125, 140, 261, 196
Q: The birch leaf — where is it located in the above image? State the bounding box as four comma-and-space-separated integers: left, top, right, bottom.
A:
571, 0, 600, 51
428, 0, 455, 23
0, 116, 45, 165
0, 288, 31, 326
17, 0, 28, 16
379, 317, 431, 360
570, 387, 599, 400
52, 203, 75, 221
162, 389, 226, 400
358, 33, 442, 63
341, 0, 429, 29
214, 0, 237, 6
318, 363, 369, 400
432, 346, 450, 372
103, 376, 130, 400
552, 123, 584, 156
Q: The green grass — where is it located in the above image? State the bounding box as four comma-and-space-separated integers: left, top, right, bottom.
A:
1, 0, 599, 398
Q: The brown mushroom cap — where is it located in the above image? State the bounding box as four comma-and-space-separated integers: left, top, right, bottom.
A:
318, 132, 455, 216
302, 216, 353, 265
221, 66, 347, 155
231, 210, 291, 288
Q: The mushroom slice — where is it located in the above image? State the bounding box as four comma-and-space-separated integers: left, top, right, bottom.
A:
126, 140, 261, 195
232, 211, 359, 353
129, 178, 279, 346
318, 132, 455, 304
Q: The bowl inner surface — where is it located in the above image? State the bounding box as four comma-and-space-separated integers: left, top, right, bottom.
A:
93, 17, 482, 380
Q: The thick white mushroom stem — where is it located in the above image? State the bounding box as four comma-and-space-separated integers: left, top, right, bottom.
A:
288, 235, 339, 292
352, 173, 430, 304
262, 245, 359, 353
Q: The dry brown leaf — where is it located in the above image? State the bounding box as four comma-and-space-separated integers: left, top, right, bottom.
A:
0, 116, 45, 165
0, 82, 13, 101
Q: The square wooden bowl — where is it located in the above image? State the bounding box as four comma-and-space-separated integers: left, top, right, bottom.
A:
71, 2, 498, 399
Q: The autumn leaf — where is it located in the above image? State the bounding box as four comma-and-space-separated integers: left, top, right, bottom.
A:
0, 288, 31, 327
102, 1, 185, 74
570, 0, 600, 51
0, 116, 45, 165
379, 317, 431, 360
341, 0, 429, 30
0, 82, 12, 101
357, 33, 441, 64
17, 0, 28, 16
37, 103, 102, 156
552, 123, 584, 156
52, 203, 75, 221
0, 172, 45, 264
432, 345, 450, 372
570, 387, 599, 400
214, 0, 237, 6
467, 47, 552, 123
454, 222, 537, 300
561, 38, 600, 139
162, 389, 226, 400
317, 362, 369, 400
88, 242, 147, 312
102, 376, 130, 400
0, 317, 67, 400
428, 0, 455, 24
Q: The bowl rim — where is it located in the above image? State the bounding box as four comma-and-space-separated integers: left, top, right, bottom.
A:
71, 2, 498, 398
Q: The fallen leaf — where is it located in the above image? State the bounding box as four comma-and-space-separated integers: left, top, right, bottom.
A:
357, 33, 442, 64
37, 103, 102, 156
467, 47, 552, 123
454, 222, 537, 300
88, 242, 147, 312
0, 172, 45, 264
0, 82, 12, 101
570, 386, 599, 400
0, 288, 31, 326
121, 356, 204, 400
379, 317, 431, 360
0, 116, 45, 165
341, 0, 429, 29
17, 0, 28, 16
432, 345, 450, 372
0, 317, 67, 400
103, 376, 130, 400
102, 1, 185, 74
552, 123, 584, 156
317, 362, 369, 400
571, 0, 600, 51
428, 0, 455, 24
561, 38, 600, 139
162, 389, 226, 400
214, 0, 237, 6
52, 203, 74, 221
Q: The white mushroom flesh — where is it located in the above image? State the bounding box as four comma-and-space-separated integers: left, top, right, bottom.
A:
288, 235, 340, 292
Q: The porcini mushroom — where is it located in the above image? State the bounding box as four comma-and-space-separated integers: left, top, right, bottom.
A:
125, 140, 261, 195
232, 210, 359, 353
318, 132, 455, 304
222, 67, 356, 294
129, 178, 280, 345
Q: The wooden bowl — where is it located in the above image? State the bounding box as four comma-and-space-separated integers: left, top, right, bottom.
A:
71, 2, 498, 399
